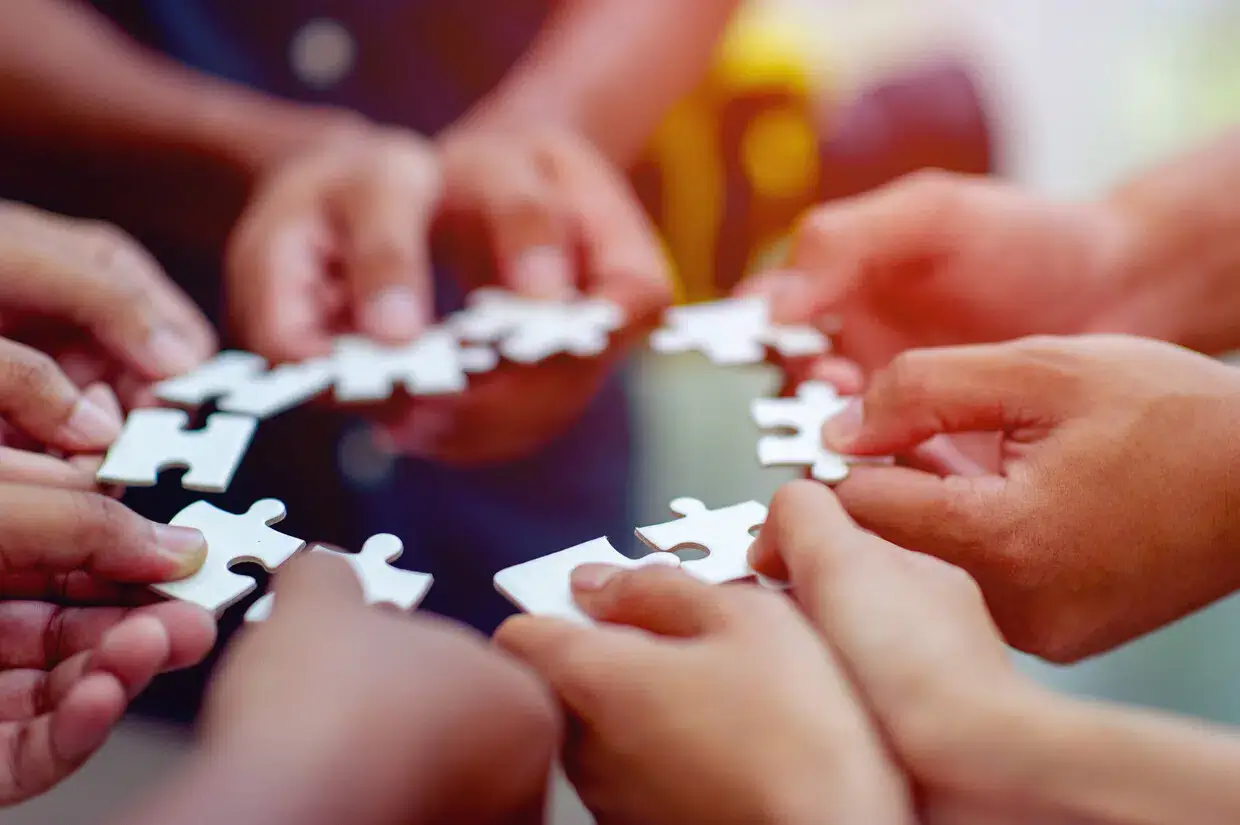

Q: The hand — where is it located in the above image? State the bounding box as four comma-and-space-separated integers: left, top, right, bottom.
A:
748, 481, 1071, 825
226, 126, 441, 361
0, 483, 213, 805
817, 334, 1240, 661
203, 553, 558, 825
496, 566, 915, 825
739, 171, 1148, 379
0, 201, 216, 402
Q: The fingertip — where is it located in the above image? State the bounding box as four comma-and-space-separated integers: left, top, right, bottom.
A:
54, 672, 126, 763
143, 602, 218, 670
821, 397, 864, 452
359, 286, 428, 343
56, 394, 121, 450
91, 615, 171, 696
808, 358, 865, 396
510, 246, 576, 301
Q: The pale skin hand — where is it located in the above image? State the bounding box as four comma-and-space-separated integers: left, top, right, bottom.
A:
0, 483, 213, 806
817, 334, 1240, 662
751, 480, 1240, 825
496, 566, 915, 825
193, 554, 558, 825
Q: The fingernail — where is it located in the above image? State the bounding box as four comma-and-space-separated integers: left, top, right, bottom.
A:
83, 383, 123, 426
363, 287, 424, 341
571, 563, 621, 592
145, 327, 204, 376
822, 398, 864, 449
514, 247, 574, 300
153, 524, 208, 575
60, 396, 122, 445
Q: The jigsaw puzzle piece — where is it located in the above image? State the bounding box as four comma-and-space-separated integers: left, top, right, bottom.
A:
450, 288, 623, 364
244, 533, 433, 622
153, 351, 266, 407
649, 297, 768, 365
761, 324, 829, 357
636, 497, 767, 585
751, 381, 854, 484
97, 409, 257, 492
332, 329, 497, 403
154, 499, 307, 617
216, 358, 335, 419
494, 537, 680, 624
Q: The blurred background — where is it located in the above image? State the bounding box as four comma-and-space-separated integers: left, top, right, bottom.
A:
9, 0, 1240, 822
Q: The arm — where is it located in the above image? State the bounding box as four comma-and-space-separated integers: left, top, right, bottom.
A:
458, 0, 741, 166
0, 0, 363, 247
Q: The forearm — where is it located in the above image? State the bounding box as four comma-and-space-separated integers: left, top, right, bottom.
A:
1103, 128, 1240, 355
0, 0, 364, 247
458, 0, 740, 166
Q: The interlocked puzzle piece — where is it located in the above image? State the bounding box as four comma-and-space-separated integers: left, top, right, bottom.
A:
154, 350, 334, 420
154, 499, 307, 616
649, 296, 828, 365
449, 288, 623, 363
97, 409, 257, 492
244, 533, 433, 622
635, 497, 767, 585
494, 537, 680, 624
751, 381, 853, 483
332, 328, 498, 403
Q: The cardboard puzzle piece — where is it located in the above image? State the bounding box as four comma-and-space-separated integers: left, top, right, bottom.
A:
153, 351, 265, 406
244, 533, 433, 622
751, 381, 853, 483
332, 329, 497, 403
97, 409, 257, 492
154, 350, 333, 420
154, 499, 307, 616
450, 288, 623, 363
494, 537, 680, 624
635, 497, 767, 585
650, 296, 828, 365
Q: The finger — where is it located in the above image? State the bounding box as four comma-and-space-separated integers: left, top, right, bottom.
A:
268, 551, 365, 619
337, 152, 441, 343
821, 343, 1068, 457
0, 338, 122, 452
552, 147, 672, 321
569, 563, 733, 637
0, 485, 206, 581
0, 670, 126, 805
0, 447, 102, 490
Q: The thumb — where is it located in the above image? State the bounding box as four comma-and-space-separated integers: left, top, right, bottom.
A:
269, 551, 364, 619
822, 342, 1071, 456
569, 563, 731, 638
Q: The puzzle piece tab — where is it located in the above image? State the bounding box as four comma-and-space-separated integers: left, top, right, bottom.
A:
332, 329, 497, 403
244, 533, 433, 622
153, 351, 265, 407
449, 288, 623, 363
494, 537, 680, 624
154, 499, 307, 616
751, 381, 853, 483
636, 497, 767, 584
650, 296, 828, 365
97, 409, 257, 492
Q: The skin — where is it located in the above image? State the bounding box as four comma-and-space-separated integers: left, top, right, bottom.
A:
496, 567, 914, 825
117, 554, 558, 825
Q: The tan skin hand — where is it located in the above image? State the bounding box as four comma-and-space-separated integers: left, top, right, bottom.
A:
818, 334, 1240, 662
205, 553, 558, 825
496, 565, 915, 825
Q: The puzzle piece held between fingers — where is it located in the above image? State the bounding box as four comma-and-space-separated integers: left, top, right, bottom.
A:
636, 498, 768, 585
153, 351, 266, 406
494, 537, 680, 624
751, 381, 854, 483
332, 329, 498, 403
649, 296, 829, 365
449, 288, 624, 363
96, 409, 257, 492
244, 534, 434, 622
154, 499, 307, 617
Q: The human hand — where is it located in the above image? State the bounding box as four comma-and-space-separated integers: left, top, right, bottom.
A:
496, 566, 915, 825
817, 334, 1240, 661
226, 126, 441, 361
0, 201, 216, 403
0, 484, 213, 805
203, 553, 558, 825
739, 171, 1152, 380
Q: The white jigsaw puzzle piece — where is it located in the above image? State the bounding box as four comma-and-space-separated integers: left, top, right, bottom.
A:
494, 537, 680, 624
154, 499, 307, 616
244, 533, 433, 622
153, 351, 266, 406
450, 288, 623, 363
332, 328, 498, 403
97, 409, 257, 492
635, 497, 767, 585
751, 381, 853, 483
650, 296, 829, 365
154, 350, 332, 420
